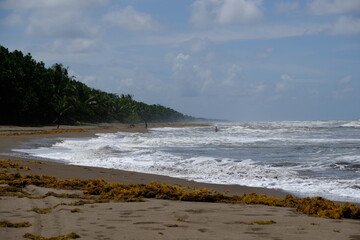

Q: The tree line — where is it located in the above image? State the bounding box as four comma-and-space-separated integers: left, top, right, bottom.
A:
0, 45, 194, 126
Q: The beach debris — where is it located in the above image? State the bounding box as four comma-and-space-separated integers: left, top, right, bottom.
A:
27, 160, 47, 164
252, 220, 276, 225
70, 208, 81, 213
0, 185, 30, 197
164, 224, 179, 227
23, 232, 80, 240
0, 220, 32, 228
0, 129, 87, 136
176, 218, 186, 222
0, 171, 359, 220
225, 220, 276, 225
0, 159, 31, 171
28, 207, 53, 214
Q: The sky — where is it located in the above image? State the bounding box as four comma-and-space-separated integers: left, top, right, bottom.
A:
0, 0, 359, 121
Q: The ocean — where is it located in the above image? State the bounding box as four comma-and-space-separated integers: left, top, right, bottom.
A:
14, 120, 360, 203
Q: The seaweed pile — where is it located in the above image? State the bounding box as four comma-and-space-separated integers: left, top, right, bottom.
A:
1, 159, 359, 220
0, 159, 31, 171
0, 220, 32, 228
0, 129, 87, 136
23, 232, 80, 240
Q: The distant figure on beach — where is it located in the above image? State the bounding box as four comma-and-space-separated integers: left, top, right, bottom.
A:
215, 126, 219, 132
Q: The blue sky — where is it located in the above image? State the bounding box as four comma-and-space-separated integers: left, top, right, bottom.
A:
0, 0, 359, 121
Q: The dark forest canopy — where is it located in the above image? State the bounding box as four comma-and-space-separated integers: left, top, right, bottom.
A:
0, 46, 194, 126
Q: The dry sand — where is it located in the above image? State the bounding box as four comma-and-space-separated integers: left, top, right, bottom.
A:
0, 124, 359, 240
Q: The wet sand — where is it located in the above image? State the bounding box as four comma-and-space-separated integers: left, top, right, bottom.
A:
1, 124, 359, 239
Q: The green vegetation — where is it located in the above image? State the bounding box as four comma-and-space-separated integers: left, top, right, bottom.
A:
0, 45, 193, 126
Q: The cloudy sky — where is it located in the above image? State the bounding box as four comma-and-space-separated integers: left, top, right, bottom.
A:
0, 0, 359, 121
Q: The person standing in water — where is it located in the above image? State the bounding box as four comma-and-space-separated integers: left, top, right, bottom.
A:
215, 126, 219, 132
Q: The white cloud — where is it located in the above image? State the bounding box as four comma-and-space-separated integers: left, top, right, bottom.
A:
214, 64, 264, 98
190, 0, 263, 28
171, 60, 256, 99
1, 0, 102, 41
193, 65, 212, 79
171, 53, 215, 97
308, 0, 360, 15
340, 75, 352, 84
27, 37, 102, 64
333, 87, 354, 99
120, 78, 134, 87
261, 62, 326, 76
51, 38, 100, 54
82, 75, 99, 85
205, 52, 215, 62
193, 64, 214, 92
176, 53, 190, 61
255, 48, 274, 59
276, 74, 293, 92
329, 16, 360, 35
281, 74, 293, 81
217, 0, 263, 25
26, 9, 99, 38
112, 68, 164, 99
2, 12, 22, 26
181, 38, 209, 53
172, 53, 190, 74
104, 6, 162, 31
308, 89, 320, 97
275, 1, 299, 13
189, 0, 215, 28
0, 0, 107, 10
222, 64, 242, 87
141, 22, 329, 46
72, 72, 101, 89
254, 83, 266, 93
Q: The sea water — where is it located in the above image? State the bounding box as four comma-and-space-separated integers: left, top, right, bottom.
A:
13, 120, 360, 203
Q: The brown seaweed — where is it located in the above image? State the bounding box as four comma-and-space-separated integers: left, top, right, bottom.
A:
23, 232, 80, 240
0, 220, 31, 228
0, 171, 359, 219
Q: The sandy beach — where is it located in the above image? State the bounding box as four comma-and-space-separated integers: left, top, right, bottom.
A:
1, 124, 359, 240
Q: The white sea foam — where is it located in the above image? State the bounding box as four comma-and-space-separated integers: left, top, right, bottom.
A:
13, 120, 360, 203
341, 121, 360, 128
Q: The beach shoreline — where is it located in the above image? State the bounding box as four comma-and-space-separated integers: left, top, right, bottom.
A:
0, 123, 288, 198
1, 123, 359, 239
